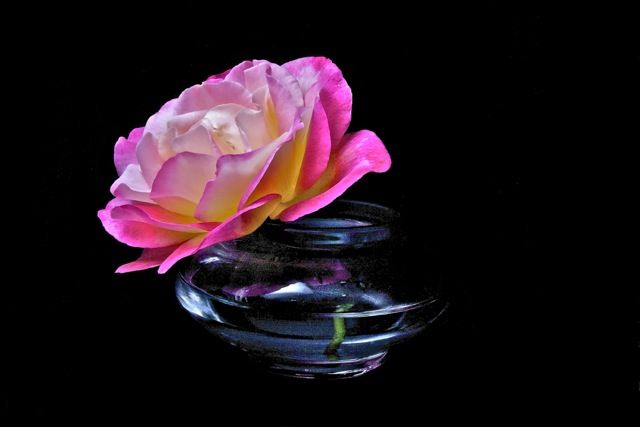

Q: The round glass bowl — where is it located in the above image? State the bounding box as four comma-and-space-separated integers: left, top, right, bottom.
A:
176, 200, 447, 379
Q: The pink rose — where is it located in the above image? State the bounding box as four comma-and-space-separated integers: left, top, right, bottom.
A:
98, 57, 391, 273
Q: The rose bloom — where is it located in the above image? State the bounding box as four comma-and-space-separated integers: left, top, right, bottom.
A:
99, 57, 390, 273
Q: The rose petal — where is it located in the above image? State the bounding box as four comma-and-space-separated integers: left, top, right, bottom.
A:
167, 111, 208, 135
129, 127, 144, 141
157, 234, 207, 274
151, 152, 217, 216
284, 57, 352, 145
136, 132, 165, 185
110, 202, 215, 233
266, 70, 303, 134
236, 108, 273, 150
98, 200, 196, 248
242, 108, 310, 204
205, 64, 237, 83
238, 119, 304, 208
174, 81, 253, 115
158, 194, 280, 273
199, 104, 248, 154
144, 99, 178, 138
194, 140, 283, 222
198, 194, 281, 255
115, 245, 181, 273
243, 61, 270, 93
242, 60, 341, 202
114, 127, 144, 175
269, 63, 304, 104
171, 125, 220, 156
110, 164, 153, 203
298, 98, 331, 190
274, 130, 391, 221
220, 60, 254, 86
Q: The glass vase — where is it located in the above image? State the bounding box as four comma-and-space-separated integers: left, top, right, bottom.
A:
176, 200, 447, 379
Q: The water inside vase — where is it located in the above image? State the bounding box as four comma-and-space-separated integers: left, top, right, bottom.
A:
177, 267, 444, 366
175, 200, 447, 377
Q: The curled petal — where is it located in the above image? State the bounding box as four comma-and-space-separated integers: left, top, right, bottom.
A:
194, 118, 301, 222
171, 125, 220, 156
199, 104, 248, 154
242, 61, 270, 93
243, 107, 311, 204
167, 111, 208, 135
236, 108, 272, 150
198, 194, 281, 254
159, 194, 281, 273
115, 245, 181, 273
110, 164, 153, 203
205, 64, 236, 83
109, 202, 215, 233
98, 200, 196, 248
114, 127, 144, 175
136, 132, 165, 185
220, 60, 255, 86
238, 119, 304, 208
269, 63, 304, 104
298, 98, 331, 190
174, 81, 253, 114
266, 71, 303, 135
144, 99, 178, 138
157, 234, 207, 274
151, 152, 218, 216
274, 130, 391, 221
284, 57, 352, 145
195, 143, 278, 222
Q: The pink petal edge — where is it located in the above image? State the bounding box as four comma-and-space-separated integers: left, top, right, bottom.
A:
114, 127, 144, 175
193, 118, 301, 222
150, 152, 218, 216
115, 245, 180, 273
283, 57, 352, 145
298, 98, 331, 190
98, 200, 196, 248
236, 118, 304, 209
159, 194, 281, 273
276, 130, 391, 222
110, 164, 153, 203
156, 234, 207, 274
109, 202, 216, 233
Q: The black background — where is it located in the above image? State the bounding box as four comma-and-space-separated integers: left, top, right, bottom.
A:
12, 6, 638, 421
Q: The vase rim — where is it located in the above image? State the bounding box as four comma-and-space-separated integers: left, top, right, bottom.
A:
191, 199, 400, 255
266, 199, 399, 231
237, 199, 400, 251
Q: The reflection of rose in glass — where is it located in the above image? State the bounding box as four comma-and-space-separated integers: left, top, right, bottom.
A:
222, 259, 351, 301
217, 258, 353, 356
98, 57, 391, 274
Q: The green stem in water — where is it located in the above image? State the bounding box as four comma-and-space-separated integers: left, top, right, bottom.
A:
324, 303, 354, 359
